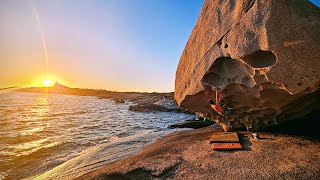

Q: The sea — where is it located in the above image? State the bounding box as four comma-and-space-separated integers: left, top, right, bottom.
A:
0, 92, 195, 180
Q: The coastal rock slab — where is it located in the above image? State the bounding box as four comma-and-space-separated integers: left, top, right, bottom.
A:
175, 0, 320, 131
77, 126, 320, 180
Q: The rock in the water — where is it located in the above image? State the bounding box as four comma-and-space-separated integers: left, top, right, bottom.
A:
113, 98, 125, 103
153, 98, 180, 111
175, 0, 320, 131
128, 104, 167, 112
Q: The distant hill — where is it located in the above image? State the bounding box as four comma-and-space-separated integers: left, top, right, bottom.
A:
0, 86, 19, 91
15, 82, 155, 97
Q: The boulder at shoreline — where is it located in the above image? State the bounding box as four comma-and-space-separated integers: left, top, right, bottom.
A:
175, 0, 320, 131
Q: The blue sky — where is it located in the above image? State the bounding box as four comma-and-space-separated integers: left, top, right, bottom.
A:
311, 0, 320, 6
0, 0, 319, 92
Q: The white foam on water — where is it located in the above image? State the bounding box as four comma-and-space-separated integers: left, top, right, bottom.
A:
30, 129, 174, 180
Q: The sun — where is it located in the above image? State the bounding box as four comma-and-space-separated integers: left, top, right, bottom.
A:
42, 79, 53, 87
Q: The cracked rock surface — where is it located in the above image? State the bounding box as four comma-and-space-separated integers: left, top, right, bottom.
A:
175, 0, 320, 131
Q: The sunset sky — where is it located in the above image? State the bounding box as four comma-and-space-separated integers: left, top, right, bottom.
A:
1, 0, 319, 92
0, 0, 203, 92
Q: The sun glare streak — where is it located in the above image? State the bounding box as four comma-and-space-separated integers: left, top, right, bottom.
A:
42, 79, 53, 87
32, 2, 49, 79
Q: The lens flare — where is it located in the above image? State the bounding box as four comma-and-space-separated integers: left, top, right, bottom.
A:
32, 2, 49, 79
42, 79, 53, 87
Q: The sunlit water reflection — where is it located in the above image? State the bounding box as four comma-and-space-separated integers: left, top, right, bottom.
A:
0, 92, 194, 179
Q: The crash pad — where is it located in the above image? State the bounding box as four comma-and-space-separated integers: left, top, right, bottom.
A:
210, 132, 239, 143
210, 132, 243, 150
211, 143, 243, 150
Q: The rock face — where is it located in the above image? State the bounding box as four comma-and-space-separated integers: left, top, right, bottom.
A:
175, 0, 320, 131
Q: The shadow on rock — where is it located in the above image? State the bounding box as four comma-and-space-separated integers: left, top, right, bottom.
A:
169, 120, 214, 129
238, 134, 252, 151
272, 110, 320, 140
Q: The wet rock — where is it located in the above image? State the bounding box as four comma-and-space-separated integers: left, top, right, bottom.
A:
128, 104, 167, 112
113, 98, 125, 103
129, 98, 182, 112
175, 0, 320, 131
153, 98, 180, 111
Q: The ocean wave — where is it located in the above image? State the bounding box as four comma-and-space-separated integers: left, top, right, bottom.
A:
79, 124, 104, 130
43, 111, 88, 118
31, 130, 169, 180
0, 134, 45, 147
116, 131, 131, 138
0, 141, 68, 180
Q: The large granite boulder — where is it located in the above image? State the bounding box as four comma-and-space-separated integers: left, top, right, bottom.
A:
175, 0, 320, 131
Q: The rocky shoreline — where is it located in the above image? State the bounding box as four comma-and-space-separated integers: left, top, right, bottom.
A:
77, 125, 320, 180
16, 83, 186, 113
